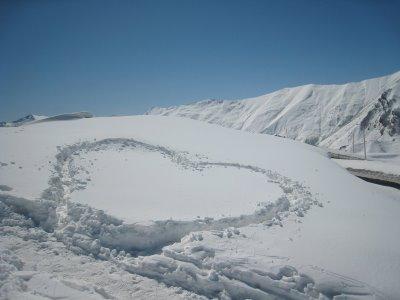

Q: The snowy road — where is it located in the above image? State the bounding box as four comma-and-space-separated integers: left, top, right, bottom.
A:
333, 158, 400, 189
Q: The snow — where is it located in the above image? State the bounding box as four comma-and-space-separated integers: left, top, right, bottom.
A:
0, 112, 92, 128
332, 154, 400, 187
333, 157, 400, 177
0, 232, 202, 300
36, 111, 93, 123
71, 148, 282, 222
1, 115, 400, 299
0, 114, 47, 127
148, 70, 400, 154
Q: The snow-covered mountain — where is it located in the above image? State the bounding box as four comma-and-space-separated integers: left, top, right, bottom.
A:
147, 71, 400, 154
0, 114, 47, 127
0, 112, 93, 127
1, 116, 400, 299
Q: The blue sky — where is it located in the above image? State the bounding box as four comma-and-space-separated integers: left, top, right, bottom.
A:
1, 0, 400, 121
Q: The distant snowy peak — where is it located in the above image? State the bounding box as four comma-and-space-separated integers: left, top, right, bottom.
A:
0, 114, 47, 127
147, 71, 400, 153
36, 111, 93, 123
0, 112, 93, 127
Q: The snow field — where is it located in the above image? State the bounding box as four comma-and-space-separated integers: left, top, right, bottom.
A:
1, 116, 400, 299
70, 142, 282, 222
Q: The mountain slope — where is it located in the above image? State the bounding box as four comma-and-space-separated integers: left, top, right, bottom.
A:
0, 114, 47, 127
147, 71, 400, 154
0, 112, 93, 127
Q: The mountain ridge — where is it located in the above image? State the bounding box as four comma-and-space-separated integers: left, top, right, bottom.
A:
0, 112, 93, 127
147, 71, 400, 154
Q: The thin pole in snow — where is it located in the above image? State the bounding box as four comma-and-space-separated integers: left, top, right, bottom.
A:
318, 102, 322, 142
352, 130, 355, 153
363, 129, 367, 160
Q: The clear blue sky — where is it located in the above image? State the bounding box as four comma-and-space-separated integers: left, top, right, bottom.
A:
1, 0, 400, 121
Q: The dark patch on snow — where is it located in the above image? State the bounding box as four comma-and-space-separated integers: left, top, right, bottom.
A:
0, 185, 13, 191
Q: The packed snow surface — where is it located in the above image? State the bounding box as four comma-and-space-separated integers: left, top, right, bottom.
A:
71, 148, 282, 222
148, 71, 400, 154
1, 115, 400, 299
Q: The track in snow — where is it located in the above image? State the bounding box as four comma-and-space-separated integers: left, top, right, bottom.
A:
32, 138, 318, 253
0, 138, 382, 299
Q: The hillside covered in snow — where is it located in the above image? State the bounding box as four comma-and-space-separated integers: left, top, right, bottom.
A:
0, 112, 93, 127
148, 71, 400, 154
1, 116, 400, 299
0, 114, 48, 127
